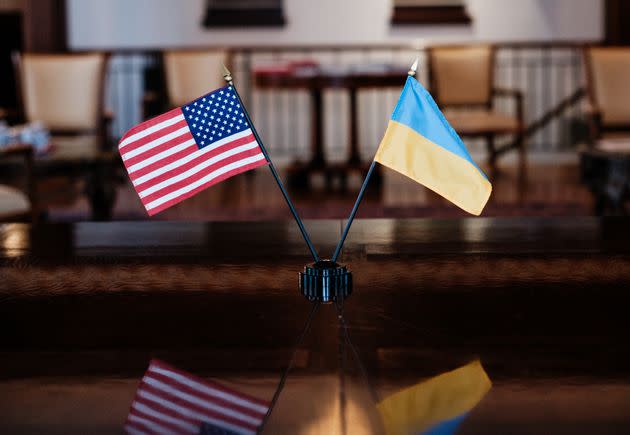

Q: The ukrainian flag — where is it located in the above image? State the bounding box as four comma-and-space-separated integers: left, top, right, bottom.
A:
375, 76, 492, 215
377, 361, 492, 435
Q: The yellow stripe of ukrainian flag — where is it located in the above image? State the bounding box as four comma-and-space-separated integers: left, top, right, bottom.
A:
377, 360, 492, 435
375, 120, 492, 216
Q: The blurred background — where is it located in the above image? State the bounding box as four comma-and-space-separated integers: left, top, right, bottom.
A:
4, 2, 630, 434
0, 0, 629, 222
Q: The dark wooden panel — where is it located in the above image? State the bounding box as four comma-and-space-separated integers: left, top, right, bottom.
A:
391, 5, 471, 25
203, 0, 285, 28
22, 0, 67, 52
0, 12, 22, 110
605, 0, 630, 45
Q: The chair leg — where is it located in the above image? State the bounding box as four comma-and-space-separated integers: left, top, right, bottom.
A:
86, 163, 117, 221
517, 132, 527, 172
515, 131, 527, 203
485, 134, 497, 177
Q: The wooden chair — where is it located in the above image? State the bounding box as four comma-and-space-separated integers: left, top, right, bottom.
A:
581, 47, 630, 214
143, 49, 231, 119
11, 53, 120, 220
584, 47, 630, 144
0, 145, 37, 222
163, 49, 231, 107
427, 45, 525, 172
12, 52, 111, 151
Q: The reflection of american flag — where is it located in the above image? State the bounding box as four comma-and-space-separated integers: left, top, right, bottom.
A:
125, 360, 269, 435
119, 86, 267, 216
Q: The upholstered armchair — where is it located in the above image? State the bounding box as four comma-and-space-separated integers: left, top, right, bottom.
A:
584, 47, 630, 145
0, 145, 36, 222
580, 47, 630, 215
13, 52, 111, 152
11, 53, 120, 220
427, 45, 525, 172
143, 49, 231, 119
163, 50, 231, 107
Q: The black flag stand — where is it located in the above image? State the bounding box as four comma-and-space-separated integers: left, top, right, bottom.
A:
332, 160, 377, 263
221, 65, 389, 434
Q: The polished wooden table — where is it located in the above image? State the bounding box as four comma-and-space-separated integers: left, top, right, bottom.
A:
255, 64, 407, 188
2, 218, 630, 433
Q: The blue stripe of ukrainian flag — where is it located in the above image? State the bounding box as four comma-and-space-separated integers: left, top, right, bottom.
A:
377, 360, 492, 435
375, 76, 492, 215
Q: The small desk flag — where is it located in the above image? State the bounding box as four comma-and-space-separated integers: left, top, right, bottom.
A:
119, 86, 267, 215
377, 360, 492, 435
125, 359, 269, 435
375, 76, 492, 215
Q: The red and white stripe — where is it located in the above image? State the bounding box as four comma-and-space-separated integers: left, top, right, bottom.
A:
119, 108, 267, 215
125, 359, 269, 435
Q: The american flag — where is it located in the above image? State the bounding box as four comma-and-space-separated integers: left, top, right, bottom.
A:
119, 86, 267, 215
125, 359, 270, 435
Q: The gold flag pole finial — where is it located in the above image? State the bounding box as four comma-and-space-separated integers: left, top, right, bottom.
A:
408, 57, 419, 77
222, 63, 233, 85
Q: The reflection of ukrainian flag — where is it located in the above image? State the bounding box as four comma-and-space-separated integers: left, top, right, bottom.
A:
377, 361, 492, 435
375, 76, 492, 215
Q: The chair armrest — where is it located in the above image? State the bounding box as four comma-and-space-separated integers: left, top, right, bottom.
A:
0, 144, 33, 160
98, 110, 116, 151
493, 87, 522, 99
583, 102, 602, 145
142, 91, 169, 119
492, 87, 524, 129
0, 107, 20, 124
143, 91, 160, 104
103, 109, 115, 124
583, 101, 602, 117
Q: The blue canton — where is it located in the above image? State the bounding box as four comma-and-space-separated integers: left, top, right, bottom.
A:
182, 86, 248, 150
198, 422, 240, 435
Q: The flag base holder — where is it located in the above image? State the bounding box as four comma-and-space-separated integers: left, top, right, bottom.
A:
299, 260, 352, 303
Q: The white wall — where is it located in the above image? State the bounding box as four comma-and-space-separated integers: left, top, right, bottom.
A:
68, 0, 603, 49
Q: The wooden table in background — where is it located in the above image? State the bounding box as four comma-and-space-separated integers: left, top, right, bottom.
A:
255, 65, 407, 189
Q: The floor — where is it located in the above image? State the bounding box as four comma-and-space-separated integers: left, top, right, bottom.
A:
42, 156, 595, 221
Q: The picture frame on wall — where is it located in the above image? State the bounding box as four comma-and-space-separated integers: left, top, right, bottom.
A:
203, 0, 286, 28
391, 0, 471, 25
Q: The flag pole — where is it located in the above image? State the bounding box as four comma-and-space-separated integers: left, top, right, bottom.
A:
223, 66, 320, 262
332, 58, 419, 263
331, 160, 376, 262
